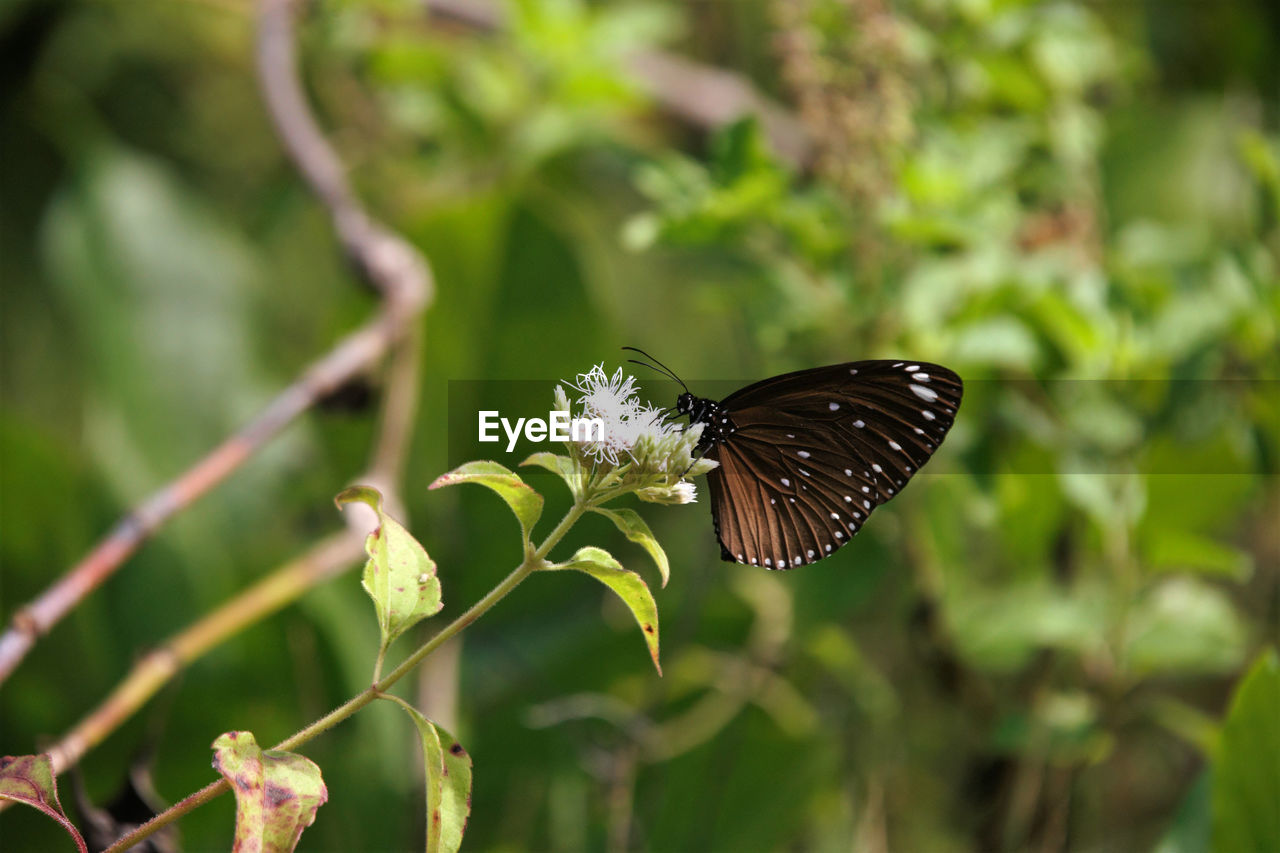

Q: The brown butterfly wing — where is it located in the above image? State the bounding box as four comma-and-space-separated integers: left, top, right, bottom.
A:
707, 360, 962, 568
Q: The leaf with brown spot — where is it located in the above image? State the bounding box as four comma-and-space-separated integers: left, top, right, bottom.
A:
429, 461, 544, 547
0, 753, 88, 853
387, 701, 473, 853
546, 546, 662, 675
211, 731, 327, 853
336, 486, 442, 650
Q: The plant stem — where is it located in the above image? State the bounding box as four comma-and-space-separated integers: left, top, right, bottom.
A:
104, 500, 587, 853
377, 691, 421, 717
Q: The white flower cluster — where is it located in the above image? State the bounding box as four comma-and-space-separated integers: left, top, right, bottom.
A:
556, 363, 717, 504
565, 365, 674, 466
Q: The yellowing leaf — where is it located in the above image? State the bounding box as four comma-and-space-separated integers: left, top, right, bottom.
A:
589, 506, 670, 587
391, 703, 474, 853
0, 753, 88, 853
548, 546, 661, 675
430, 461, 544, 546
336, 486, 442, 648
211, 731, 328, 853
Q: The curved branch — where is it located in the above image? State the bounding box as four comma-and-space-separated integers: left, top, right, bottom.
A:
0, 325, 389, 683
0, 0, 433, 685
46, 532, 364, 778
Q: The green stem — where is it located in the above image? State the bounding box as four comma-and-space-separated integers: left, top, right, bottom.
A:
105, 501, 587, 853
377, 691, 420, 716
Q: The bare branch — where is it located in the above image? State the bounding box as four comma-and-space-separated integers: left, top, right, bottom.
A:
46, 532, 364, 778
0, 324, 388, 683
0, 0, 433, 684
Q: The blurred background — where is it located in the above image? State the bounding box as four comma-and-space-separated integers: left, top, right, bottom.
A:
1, 0, 1277, 850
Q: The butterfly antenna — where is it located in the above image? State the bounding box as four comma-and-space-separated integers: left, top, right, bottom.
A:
622, 346, 690, 393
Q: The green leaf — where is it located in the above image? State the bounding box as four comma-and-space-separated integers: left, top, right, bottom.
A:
336, 486, 442, 649
0, 754, 88, 853
1144, 530, 1252, 580
589, 506, 670, 587
211, 731, 328, 853
430, 461, 544, 546
547, 546, 661, 674
1122, 578, 1247, 676
390, 703, 474, 853
948, 582, 1108, 672
521, 451, 581, 499
1155, 772, 1211, 853
1212, 648, 1280, 853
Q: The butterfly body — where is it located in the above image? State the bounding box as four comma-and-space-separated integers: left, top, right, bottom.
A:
675, 392, 737, 452
674, 360, 963, 569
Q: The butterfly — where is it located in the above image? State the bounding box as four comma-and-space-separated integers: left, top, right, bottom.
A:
624, 348, 963, 569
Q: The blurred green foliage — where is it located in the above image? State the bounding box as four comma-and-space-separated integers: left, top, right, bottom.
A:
1, 0, 1276, 850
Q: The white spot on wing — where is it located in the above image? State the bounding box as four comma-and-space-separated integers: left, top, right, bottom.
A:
835, 531, 844, 539
889, 440, 902, 451
799, 469, 810, 477
807, 549, 815, 559
905, 364, 919, 371
862, 486, 870, 493
797, 450, 810, 459
844, 469, 853, 476
864, 499, 872, 509
913, 372, 930, 382
922, 410, 936, 421
780, 478, 790, 487
830, 513, 840, 520
910, 384, 938, 402
872, 463, 882, 473
854, 420, 866, 428
828, 402, 840, 411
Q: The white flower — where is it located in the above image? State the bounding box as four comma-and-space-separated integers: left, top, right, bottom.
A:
638, 480, 698, 505
565, 365, 678, 466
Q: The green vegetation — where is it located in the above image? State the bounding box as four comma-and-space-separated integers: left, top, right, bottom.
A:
1, 0, 1275, 850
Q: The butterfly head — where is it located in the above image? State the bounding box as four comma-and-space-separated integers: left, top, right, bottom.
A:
675, 391, 695, 418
